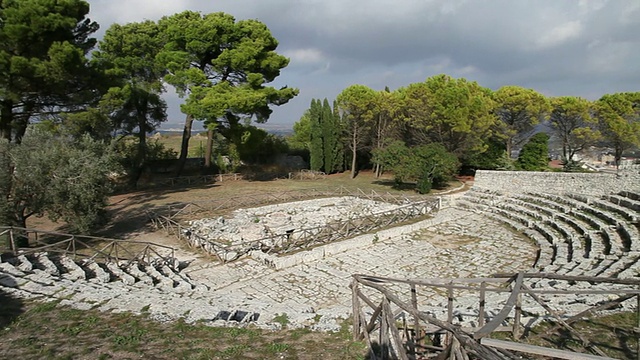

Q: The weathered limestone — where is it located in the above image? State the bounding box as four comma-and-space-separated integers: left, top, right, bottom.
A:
106, 262, 136, 286
1, 169, 638, 332
473, 167, 640, 196
159, 265, 193, 293
15, 255, 33, 272
83, 260, 111, 283
35, 253, 60, 276
144, 264, 175, 290
125, 263, 154, 285
58, 255, 86, 281
184, 196, 438, 261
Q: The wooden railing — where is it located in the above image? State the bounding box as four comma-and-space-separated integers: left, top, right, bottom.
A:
151, 186, 430, 220
244, 199, 437, 256
0, 226, 177, 269
351, 272, 640, 360
288, 169, 327, 180
148, 189, 439, 262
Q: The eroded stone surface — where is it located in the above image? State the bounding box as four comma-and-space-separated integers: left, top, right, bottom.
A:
2, 189, 638, 331
188, 196, 408, 245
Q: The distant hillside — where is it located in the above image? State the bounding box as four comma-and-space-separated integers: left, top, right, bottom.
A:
155, 122, 294, 137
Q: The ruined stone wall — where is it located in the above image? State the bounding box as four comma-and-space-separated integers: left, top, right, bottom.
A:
473, 166, 640, 196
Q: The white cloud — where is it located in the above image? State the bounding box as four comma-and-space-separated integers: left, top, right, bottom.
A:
83, 0, 640, 126
88, 0, 192, 30
535, 20, 584, 49
283, 48, 325, 65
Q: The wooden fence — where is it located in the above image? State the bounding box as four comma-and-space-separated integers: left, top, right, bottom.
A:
152, 186, 431, 221
153, 173, 242, 188
351, 272, 640, 360
147, 188, 439, 262
0, 226, 177, 269
288, 169, 327, 180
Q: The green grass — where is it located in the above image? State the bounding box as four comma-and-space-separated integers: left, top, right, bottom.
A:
490, 311, 638, 359
0, 299, 367, 360
273, 313, 290, 328
155, 133, 210, 158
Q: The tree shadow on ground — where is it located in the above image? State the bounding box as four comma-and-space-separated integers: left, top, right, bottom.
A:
90, 183, 221, 239
372, 179, 451, 193
372, 179, 415, 191
539, 320, 636, 360
0, 284, 25, 328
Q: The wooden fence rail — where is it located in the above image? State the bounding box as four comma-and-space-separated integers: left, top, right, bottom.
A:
0, 226, 177, 269
151, 186, 431, 221
148, 193, 439, 263
352, 272, 640, 360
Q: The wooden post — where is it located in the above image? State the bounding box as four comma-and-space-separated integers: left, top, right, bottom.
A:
479, 281, 486, 327
513, 292, 522, 339
380, 299, 390, 360
352, 279, 361, 341
411, 284, 420, 348
636, 293, 640, 360
381, 297, 410, 360
9, 229, 15, 254
447, 283, 454, 324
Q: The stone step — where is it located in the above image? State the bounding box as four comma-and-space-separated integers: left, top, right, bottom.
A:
16, 254, 33, 272
0, 261, 26, 277
125, 263, 154, 285
34, 253, 60, 277
143, 264, 175, 290
82, 260, 111, 283
0, 273, 19, 288
159, 265, 194, 292
58, 255, 86, 281
106, 262, 136, 286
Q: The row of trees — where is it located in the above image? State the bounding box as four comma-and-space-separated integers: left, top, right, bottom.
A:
0, 0, 297, 231
291, 75, 640, 190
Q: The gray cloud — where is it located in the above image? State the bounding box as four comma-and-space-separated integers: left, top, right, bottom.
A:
86, 0, 640, 127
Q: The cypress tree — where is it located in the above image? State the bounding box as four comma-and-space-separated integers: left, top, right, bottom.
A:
322, 98, 337, 173
516, 132, 550, 171
309, 99, 324, 171
333, 100, 344, 172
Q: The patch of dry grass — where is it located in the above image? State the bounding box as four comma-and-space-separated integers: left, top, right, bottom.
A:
0, 297, 367, 360
490, 311, 638, 359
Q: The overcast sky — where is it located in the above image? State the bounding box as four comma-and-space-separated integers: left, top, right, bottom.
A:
87, 0, 640, 130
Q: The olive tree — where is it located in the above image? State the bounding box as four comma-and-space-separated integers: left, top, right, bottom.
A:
0, 128, 118, 233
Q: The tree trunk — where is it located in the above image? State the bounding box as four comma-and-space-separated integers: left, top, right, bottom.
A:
1, 100, 13, 142
204, 128, 214, 168
130, 116, 148, 189
175, 114, 194, 177
350, 131, 357, 179
614, 141, 622, 170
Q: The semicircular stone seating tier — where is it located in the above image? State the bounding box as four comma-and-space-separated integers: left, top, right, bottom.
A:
455, 188, 640, 279
0, 252, 206, 294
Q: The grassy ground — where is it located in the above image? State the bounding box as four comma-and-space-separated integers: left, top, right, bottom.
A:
154, 132, 210, 158
12, 171, 453, 360
0, 296, 367, 360
22, 169, 638, 359
490, 311, 638, 359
